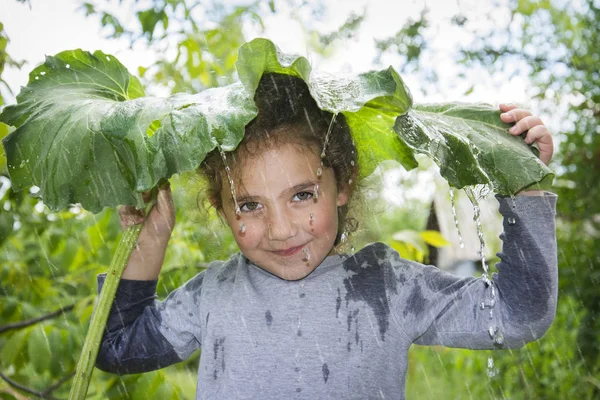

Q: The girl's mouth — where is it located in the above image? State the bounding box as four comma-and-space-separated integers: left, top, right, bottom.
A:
273, 245, 304, 257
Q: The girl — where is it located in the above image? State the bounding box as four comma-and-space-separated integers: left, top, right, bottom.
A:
97, 73, 557, 399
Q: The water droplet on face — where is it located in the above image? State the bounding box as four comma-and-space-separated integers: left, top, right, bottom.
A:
302, 247, 311, 262
309, 213, 314, 226
316, 167, 323, 177
507, 217, 517, 225
239, 222, 246, 234
313, 184, 319, 199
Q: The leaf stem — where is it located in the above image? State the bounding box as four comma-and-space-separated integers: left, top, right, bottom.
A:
68, 221, 145, 399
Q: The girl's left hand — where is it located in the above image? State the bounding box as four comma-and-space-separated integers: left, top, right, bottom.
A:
499, 103, 554, 166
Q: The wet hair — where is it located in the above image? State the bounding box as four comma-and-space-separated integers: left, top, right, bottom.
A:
199, 73, 359, 244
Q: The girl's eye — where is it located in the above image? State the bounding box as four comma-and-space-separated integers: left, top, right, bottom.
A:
293, 191, 313, 202
240, 202, 262, 212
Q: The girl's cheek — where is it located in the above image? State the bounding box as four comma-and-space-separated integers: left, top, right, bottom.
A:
234, 220, 264, 247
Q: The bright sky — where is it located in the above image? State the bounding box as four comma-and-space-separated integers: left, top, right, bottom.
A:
1, 0, 529, 104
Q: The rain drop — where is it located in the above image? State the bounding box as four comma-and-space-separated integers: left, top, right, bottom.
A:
302, 247, 311, 262
239, 222, 246, 234
340, 232, 348, 243
313, 184, 319, 199
40, 71, 46, 76
507, 217, 517, 225
350, 160, 355, 166
316, 166, 323, 178
106, 56, 111, 61
449, 188, 464, 249
219, 148, 241, 216
66, 64, 70, 69
309, 213, 314, 226
348, 179, 353, 185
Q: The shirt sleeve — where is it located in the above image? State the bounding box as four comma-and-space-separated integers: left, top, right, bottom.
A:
388, 192, 558, 349
95, 270, 206, 374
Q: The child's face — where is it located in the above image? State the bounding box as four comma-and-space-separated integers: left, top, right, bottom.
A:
219, 142, 349, 280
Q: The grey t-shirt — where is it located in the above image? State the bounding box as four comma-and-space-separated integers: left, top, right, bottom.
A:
97, 194, 558, 399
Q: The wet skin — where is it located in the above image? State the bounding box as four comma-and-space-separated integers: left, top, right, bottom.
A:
219, 143, 349, 281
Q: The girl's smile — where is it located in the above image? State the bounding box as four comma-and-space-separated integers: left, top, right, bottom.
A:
219, 142, 349, 280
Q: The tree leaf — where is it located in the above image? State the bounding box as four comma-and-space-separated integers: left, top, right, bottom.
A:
394, 103, 554, 194
419, 230, 450, 247
0, 49, 257, 212
236, 38, 418, 177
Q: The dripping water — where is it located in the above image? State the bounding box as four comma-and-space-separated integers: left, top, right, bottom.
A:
302, 247, 311, 262
316, 113, 338, 178
449, 188, 465, 248
219, 147, 241, 216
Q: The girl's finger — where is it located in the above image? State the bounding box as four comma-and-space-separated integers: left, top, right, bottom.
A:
501, 108, 533, 123
499, 103, 518, 113
119, 205, 145, 229
524, 125, 554, 165
508, 115, 543, 135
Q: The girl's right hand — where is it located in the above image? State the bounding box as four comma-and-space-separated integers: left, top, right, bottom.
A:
119, 184, 176, 280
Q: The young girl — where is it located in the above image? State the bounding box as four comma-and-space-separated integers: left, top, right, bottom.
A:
97, 73, 557, 399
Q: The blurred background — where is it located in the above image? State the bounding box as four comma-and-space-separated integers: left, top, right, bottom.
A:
0, 0, 598, 398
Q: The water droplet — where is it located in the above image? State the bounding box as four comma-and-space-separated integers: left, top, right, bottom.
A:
313, 184, 319, 199
35, 76, 39, 80
40, 71, 46, 76
340, 232, 348, 243
302, 247, 311, 261
320, 113, 338, 160
350, 160, 355, 166
507, 217, 516, 225
449, 188, 464, 249
106, 56, 111, 61
309, 213, 314, 226
350, 246, 355, 253
348, 179, 353, 185
66, 64, 70, 69
316, 166, 323, 177
487, 357, 498, 377
239, 222, 246, 234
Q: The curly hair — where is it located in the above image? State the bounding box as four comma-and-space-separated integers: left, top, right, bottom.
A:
198, 73, 359, 244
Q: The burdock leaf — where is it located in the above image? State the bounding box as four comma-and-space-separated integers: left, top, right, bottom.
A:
0, 50, 256, 212
394, 103, 554, 194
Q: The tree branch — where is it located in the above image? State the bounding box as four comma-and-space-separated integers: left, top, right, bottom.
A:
0, 370, 61, 400
0, 303, 76, 334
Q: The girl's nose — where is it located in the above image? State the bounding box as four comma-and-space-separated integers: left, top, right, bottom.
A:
267, 208, 296, 241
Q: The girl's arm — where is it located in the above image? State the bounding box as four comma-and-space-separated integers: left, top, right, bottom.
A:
96, 185, 203, 374
388, 106, 558, 349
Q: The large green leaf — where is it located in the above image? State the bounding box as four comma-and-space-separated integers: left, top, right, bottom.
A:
395, 103, 554, 194
1, 39, 552, 213
0, 50, 256, 213
236, 38, 418, 176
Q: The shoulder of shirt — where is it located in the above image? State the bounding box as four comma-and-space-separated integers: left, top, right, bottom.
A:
348, 242, 427, 272
201, 252, 246, 285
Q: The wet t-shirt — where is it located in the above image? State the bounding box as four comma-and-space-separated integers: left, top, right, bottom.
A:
96, 194, 558, 400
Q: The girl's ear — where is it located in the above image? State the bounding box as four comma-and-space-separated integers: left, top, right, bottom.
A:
336, 184, 351, 207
